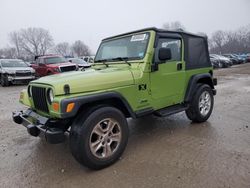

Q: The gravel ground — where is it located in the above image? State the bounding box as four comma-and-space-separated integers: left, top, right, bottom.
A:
0, 63, 250, 188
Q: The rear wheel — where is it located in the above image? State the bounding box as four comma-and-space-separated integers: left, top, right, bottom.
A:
70, 106, 129, 170
186, 84, 214, 123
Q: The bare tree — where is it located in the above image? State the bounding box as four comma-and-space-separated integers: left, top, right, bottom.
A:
55, 42, 71, 56
71, 40, 91, 57
163, 21, 186, 31
209, 24, 250, 54
0, 47, 17, 59
9, 31, 22, 58
17, 27, 54, 56
210, 30, 226, 53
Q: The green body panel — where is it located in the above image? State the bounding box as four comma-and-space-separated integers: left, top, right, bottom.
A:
19, 29, 213, 119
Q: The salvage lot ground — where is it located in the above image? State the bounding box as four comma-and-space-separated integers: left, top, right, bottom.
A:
0, 64, 250, 188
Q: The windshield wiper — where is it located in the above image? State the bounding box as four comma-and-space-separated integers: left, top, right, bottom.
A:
111, 57, 131, 66
94, 59, 109, 67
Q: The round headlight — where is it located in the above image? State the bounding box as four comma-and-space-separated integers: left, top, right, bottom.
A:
47, 89, 54, 104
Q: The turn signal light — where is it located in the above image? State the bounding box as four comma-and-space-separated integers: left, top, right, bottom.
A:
66, 103, 75, 113
52, 102, 59, 112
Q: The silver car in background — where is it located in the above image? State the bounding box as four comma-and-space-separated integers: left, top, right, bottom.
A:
0, 59, 36, 86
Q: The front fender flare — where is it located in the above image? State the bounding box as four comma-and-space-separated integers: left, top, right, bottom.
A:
60, 92, 135, 119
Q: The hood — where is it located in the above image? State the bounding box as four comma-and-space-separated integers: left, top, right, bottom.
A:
46, 62, 76, 68
31, 67, 135, 95
2, 67, 34, 72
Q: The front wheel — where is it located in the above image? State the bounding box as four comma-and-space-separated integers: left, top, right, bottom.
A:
70, 106, 129, 170
186, 84, 214, 123
1, 75, 10, 87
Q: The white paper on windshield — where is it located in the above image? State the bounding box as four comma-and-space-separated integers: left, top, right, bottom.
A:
131, 34, 146, 42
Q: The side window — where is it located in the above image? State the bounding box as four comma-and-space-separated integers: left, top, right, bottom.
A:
155, 38, 181, 63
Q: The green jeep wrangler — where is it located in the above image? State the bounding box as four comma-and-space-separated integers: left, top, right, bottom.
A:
13, 27, 217, 170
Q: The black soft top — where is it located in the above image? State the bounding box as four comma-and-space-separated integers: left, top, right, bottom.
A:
102, 27, 207, 41
103, 27, 211, 70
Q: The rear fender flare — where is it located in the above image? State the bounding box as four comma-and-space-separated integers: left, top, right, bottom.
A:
185, 73, 214, 102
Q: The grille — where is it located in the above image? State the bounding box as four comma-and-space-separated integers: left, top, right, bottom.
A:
16, 71, 32, 77
60, 65, 76, 72
31, 86, 49, 113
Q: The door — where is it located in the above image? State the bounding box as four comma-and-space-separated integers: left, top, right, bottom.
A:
150, 37, 186, 109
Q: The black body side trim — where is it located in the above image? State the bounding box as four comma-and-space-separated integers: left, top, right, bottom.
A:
135, 108, 154, 118
60, 92, 136, 119
154, 104, 188, 117
185, 73, 215, 102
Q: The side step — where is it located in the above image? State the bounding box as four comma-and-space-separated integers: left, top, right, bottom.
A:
154, 104, 188, 117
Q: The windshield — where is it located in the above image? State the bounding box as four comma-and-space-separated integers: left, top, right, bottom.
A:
95, 33, 150, 62
1, 60, 28, 67
45, 57, 67, 64
69, 58, 88, 64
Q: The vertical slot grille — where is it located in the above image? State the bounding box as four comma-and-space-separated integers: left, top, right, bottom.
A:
31, 86, 49, 113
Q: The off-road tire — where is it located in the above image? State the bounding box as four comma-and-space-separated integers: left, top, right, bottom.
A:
186, 84, 214, 123
70, 106, 129, 170
1, 75, 10, 87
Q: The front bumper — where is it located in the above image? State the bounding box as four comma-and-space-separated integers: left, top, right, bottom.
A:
12, 109, 65, 144
8, 75, 36, 82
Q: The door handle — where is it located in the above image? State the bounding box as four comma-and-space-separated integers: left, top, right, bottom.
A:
177, 63, 182, 71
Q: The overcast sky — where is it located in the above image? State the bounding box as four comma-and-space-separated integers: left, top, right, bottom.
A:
1, 0, 249, 54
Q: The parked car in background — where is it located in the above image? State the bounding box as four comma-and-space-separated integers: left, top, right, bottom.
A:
67, 58, 91, 69
0, 59, 35, 86
80, 56, 94, 64
233, 54, 245, 64
31, 55, 78, 77
210, 54, 231, 68
210, 56, 221, 68
222, 54, 240, 64
239, 54, 248, 63
246, 54, 250, 62
24, 61, 32, 67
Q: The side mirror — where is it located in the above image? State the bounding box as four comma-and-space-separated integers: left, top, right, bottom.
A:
158, 48, 172, 61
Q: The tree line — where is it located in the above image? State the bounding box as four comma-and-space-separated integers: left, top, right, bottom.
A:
1, 23, 249, 61
0, 27, 91, 61
209, 25, 250, 54
163, 21, 250, 54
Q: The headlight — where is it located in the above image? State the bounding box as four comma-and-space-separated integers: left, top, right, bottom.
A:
3, 70, 16, 74
47, 88, 54, 104
54, 68, 60, 72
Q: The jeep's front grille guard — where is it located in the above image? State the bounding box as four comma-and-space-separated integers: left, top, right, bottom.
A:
31, 86, 49, 113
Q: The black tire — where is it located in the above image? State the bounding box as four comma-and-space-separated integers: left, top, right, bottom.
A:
1, 75, 10, 87
185, 84, 214, 123
70, 106, 129, 170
